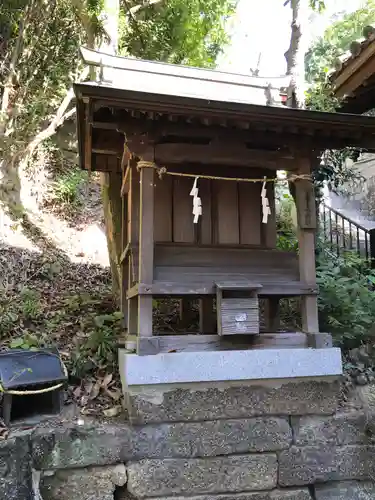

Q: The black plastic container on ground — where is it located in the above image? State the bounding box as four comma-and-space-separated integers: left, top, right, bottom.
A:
0, 349, 67, 425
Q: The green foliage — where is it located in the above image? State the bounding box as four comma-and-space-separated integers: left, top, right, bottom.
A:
119, 0, 237, 67
50, 169, 88, 206
70, 310, 122, 378
317, 250, 375, 348
0, 286, 41, 338
276, 190, 298, 252
313, 148, 364, 196
305, 81, 340, 112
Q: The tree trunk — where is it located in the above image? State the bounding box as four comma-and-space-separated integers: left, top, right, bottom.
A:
101, 171, 123, 299
100, 0, 122, 300
285, 0, 309, 109
285, 0, 310, 201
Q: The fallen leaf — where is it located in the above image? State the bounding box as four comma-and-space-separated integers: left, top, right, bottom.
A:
89, 381, 101, 400
103, 405, 122, 417
102, 373, 113, 388
105, 387, 121, 401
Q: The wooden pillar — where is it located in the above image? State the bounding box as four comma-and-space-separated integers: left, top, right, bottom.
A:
264, 298, 280, 332
199, 297, 216, 333
295, 158, 319, 336
120, 164, 129, 331
179, 299, 194, 329
137, 156, 155, 340
127, 159, 140, 335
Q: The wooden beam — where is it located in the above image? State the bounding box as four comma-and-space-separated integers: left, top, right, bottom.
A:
154, 143, 295, 168
137, 153, 155, 339
84, 101, 93, 171
121, 161, 131, 196
127, 282, 318, 298
296, 158, 320, 336
125, 332, 308, 355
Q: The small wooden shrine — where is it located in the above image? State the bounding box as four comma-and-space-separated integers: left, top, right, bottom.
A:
75, 49, 375, 367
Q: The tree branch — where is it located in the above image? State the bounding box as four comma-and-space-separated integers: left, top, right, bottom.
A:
24, 66, 89, 157
0, 9, 28, 134
129, 0, 164, 15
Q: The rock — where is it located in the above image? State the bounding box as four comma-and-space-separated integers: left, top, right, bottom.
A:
279, 445, 372, 486
355, 374, 368, 386
0, 430, 32, 500
32, 423, 134, 470
32, 417, 291, 470
315, 480, 375, 499
292, 412, 367, 446
39, 464, 126, 500
126, 380, 340, 424
348, 346, 371, 366
118, 490, 312, 500
127, 455, 278, 497
135, 417, 292, 458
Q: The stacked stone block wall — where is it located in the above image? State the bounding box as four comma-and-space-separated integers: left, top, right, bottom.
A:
1, 380, 375, 500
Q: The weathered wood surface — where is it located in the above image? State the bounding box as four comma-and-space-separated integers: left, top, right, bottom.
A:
173, 177, 195, 243
153, 172, 274, 247
154, 174, 173, 242
154, 245, 298, 270
295, 179, 316, 229
128, 281, 318, 298
138, 160, 155, 337
296, 158, 319, 335
218, 298, 259, 335
125, 332, 308, 355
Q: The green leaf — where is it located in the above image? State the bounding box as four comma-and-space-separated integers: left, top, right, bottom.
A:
10, 338, 25, 348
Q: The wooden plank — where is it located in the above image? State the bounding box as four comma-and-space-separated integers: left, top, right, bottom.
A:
219, 297, 259, 335
215, 180, 240, 244
173, 177, 195, 243
131, 332, 308, 355
199, 179, 212, 244
138, 159, 155, 337
155, 143, 295, 169
263, 181, 277, 248
295, 179, 316, 229
154, 174, 173, 242
239, 182, 261, 245
296, 158, 319, 335
133, 281, 318, 297
154, 245, 299, 270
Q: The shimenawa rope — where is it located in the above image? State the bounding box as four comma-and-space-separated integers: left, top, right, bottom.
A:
136, 160, 311, 183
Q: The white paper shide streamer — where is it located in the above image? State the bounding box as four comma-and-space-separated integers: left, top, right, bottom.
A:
261, 176, 271, 224
190, 176, 202, 224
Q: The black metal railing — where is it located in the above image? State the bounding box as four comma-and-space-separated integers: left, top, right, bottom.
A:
320, 202, 375, 265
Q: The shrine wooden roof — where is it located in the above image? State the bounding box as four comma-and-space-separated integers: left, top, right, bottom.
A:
74, 48, 375, 172
330, 26, 375, 113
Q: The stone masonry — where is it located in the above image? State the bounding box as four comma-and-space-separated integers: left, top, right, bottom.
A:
1, 379, 375, 500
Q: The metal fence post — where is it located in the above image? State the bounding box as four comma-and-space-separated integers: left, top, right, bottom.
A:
369, 228, 375, 269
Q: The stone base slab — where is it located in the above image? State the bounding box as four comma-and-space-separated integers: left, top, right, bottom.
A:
118, 490, 312, 500
119, 348, 342, 386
